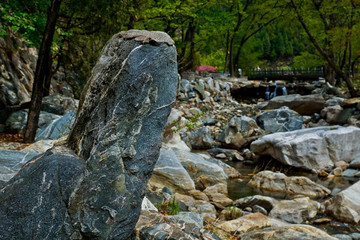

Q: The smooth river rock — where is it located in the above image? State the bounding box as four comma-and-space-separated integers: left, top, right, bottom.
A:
248, 170, 331, 199
0, 30, 178, 239
251, 126, 360, 170
324, 180, 360, 224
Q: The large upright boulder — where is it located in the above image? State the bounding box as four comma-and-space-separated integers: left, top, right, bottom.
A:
0, 30, 178, 239
251, 126, 360, 170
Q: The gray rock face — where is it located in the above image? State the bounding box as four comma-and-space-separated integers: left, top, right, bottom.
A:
262, 94, 325, 115
0, 30, 178, 239
255, 106, 303, 133
251, 126, 360, 170
324, 180, 360, 224
234, 195, 279, 212
217, 116, 263, 149
0, 147, 85, 239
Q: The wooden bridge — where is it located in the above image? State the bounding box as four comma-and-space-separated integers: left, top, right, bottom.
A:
247, 67, 324, 81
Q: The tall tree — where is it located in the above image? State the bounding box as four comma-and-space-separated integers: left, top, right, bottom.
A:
289, 0, 359, 97
24, 0, 62, 143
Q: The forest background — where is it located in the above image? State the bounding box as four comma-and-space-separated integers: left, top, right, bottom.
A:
1, 0, 360, 141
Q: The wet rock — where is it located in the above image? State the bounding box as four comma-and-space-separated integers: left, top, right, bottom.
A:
255, 106, 303, 133
248, 171, 331, 198
251, 126, 360, 170
149, 147, 195, 194
35, 111, 76, 141
324, 180, 360, 224
238, 224, 337, 240
262, 94, 325, 115
0, 30, 178, 239
172, 148, 227, 190
188, 127, 213, 150
269, 197, 320, 224
217, 116, 263, 149
41, 93, 78, 115
234, 195, 279, 212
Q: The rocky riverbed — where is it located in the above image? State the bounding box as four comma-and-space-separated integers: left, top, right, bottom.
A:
1, 68, 360, 239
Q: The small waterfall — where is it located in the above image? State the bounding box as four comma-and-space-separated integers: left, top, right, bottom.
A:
267, 85, 288, 100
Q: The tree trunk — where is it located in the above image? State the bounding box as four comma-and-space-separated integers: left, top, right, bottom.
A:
290, 0, 358, 97
324, 65, 336, 86
223, 32, 230, 73
24, 0, 62, 143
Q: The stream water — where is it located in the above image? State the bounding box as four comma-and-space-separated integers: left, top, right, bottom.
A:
225, 160, 360, 236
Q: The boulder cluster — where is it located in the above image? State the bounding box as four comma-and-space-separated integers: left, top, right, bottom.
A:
1, 30, 360, 239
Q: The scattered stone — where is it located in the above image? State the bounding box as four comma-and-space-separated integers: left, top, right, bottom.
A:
188, 127, 214, 150
188, 200, 217, 219
237, 224, 337, 240
149, 147, 195, 194
341, 97, 360, 108
217, 116, 263, 149
203, 183, 233, 207
251, 126, 360, 170
188, 190, 210, 202
269, 197, 320, 224
262, 94, 325, 115
255, 106, 303, 133
41, 93, 78, 115
342, 169, 359, 178
173, 148, 227, 190
248, 171, 331, 198
313, 218, 332, 224
332, 234, 352, 240
350, 158, 360, 169
216, 212, 270, 235
234, 195, 278, 212
324, 180, 360, 224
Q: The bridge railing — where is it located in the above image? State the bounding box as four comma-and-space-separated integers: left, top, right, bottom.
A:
247, 67, 324, 81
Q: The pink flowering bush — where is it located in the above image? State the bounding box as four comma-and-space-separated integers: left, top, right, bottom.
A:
196, 65, 217, 74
